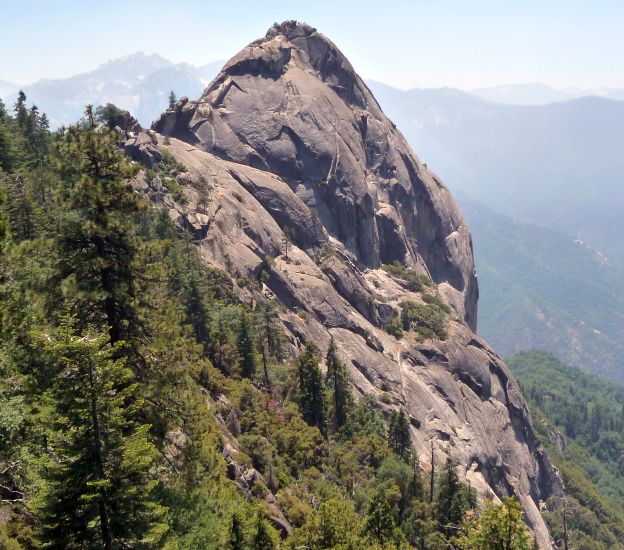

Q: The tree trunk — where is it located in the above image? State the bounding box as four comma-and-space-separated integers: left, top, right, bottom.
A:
429, 441, 435, 503
88, 359, 113, 550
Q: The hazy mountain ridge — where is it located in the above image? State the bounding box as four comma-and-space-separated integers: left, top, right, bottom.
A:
2, 52, 223, 128
368, 80, 624, 269
0, 79, 19, 98
470, 82, 624, 105
461, 199, 624, 384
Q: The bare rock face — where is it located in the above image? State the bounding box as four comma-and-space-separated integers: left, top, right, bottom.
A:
153, 21, 477, 331
137, 21, 563, 547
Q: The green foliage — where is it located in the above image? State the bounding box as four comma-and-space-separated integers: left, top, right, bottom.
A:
381, 262, 431, 291
0, 103, 523, 550
361, 486, 408, 547
384, 313, 404, 338
294, 342, 326, 433
453, 497, 532, 550
252, 516, 279, 549
95, 103, 126, 130
53, 117, 143, 370
236, 311, 257, 378
388, 410, 412, 462
509, 350, 624, 548
168, 91, 177, 110
399, 299, 448, 340
435, 458, 475, 539
325, 337, 352, 430
286, 497, 365, 549
37, 322, 166, 548
509, 351, 624, 478
225, 513, 245, 550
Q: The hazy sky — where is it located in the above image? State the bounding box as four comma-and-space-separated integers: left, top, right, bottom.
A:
2, 0, 624, 89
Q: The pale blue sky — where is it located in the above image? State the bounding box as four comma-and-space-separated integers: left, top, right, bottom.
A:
1, 0, 624, 89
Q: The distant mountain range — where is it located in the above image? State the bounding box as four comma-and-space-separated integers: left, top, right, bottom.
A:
0, 79, 19, 98
461, 198, 624, 384
470, 82, 624, 105
368, 81, 624, 269
1, 53, 223, 128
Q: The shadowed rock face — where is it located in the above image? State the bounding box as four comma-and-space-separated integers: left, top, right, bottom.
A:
134, 21, 562, 547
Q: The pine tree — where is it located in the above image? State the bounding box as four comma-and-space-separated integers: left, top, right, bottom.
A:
295, 342, 326, 433
196, 186, 211, 214
453, 497, 531, 550
362, 488, 404, 546
168, 91, 177, 110
252, 516, 277, 550
325, 336, 352, 430
53, 105, 142, 356
237, 311, 257, 378
184, 274, 212, 355
40, 113, 50, 131
436, 458, 470, 538
226, 513, 245, 550
212, 310, 239, 374
411, 455, 425, 501
256, 302, 283, 388
38, 321, 165, 549
0, 101, 12, 171
13, 91, 27, 128
388, 409, 412, 462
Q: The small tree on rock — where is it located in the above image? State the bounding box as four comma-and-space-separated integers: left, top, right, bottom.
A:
168, 91, 177, 109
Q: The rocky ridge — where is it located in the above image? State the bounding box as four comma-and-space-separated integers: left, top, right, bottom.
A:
126, 21, 562, 547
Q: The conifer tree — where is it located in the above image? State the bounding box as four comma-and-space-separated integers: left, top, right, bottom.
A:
252, 516, 277, 550
184, 274, 212, 355
237, 311, 257, 378
411, 454, 425, 501
212, 310, 239, 374
38, 321, 165, 549
256, 302, 284, 388
0, 129, 9, 173
40, 113, 50, 131
436, 458, 471, 538
226, 513, 245, 550
388, 409, 412, 462
362, 488, 404, 546
53, 105, 142, 355
13, 91, 27, 128
453, 497, 531, 550
168, 91, 177, 110
325, 336, 352, 430
295, 342, 326, 433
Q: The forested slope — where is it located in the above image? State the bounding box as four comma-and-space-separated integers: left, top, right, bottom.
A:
509, 350, 624, 549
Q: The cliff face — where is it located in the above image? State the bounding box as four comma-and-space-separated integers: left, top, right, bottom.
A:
130, 21, 562, 546
152, 20, 478, 332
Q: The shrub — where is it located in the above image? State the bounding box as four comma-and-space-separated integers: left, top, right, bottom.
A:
385, 315, 404, 338
399, 300, 448, 340
382, 262, 431, 291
